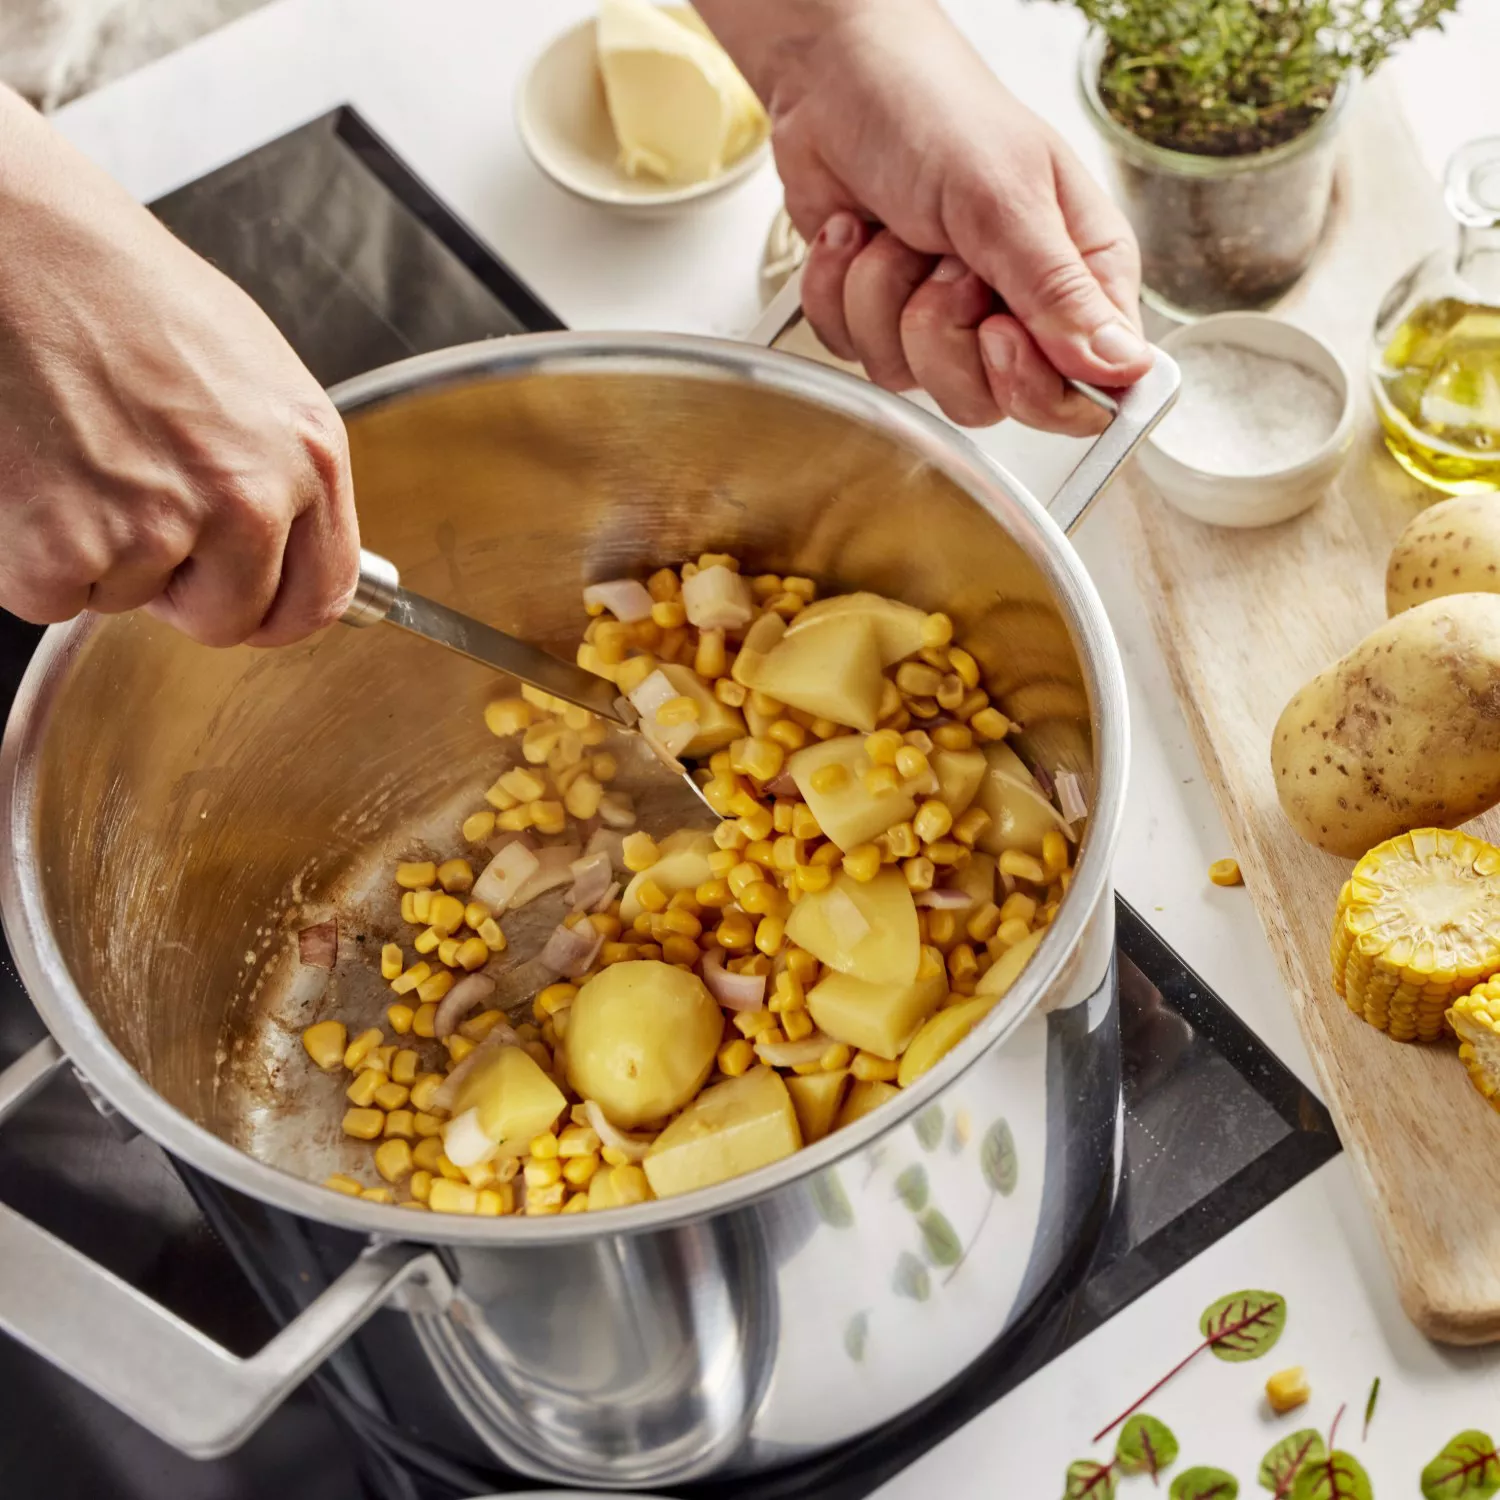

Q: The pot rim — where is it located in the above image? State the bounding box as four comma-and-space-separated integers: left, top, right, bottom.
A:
1077, 26, 1354, 178
0, 330, 1128, 1245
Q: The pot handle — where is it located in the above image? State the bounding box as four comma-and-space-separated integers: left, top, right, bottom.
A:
0, 1035, 454, 1458
747, 264, 1180, 535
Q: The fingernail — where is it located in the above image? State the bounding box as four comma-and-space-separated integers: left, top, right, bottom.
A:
823, 213, 859, 250
1090, 319, 1148, 368
980, 325, 1016, 372
930, 256, 967, 284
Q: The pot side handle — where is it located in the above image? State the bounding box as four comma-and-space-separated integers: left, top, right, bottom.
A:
747, 264, 1181, 536
0, 1036, 453, 1459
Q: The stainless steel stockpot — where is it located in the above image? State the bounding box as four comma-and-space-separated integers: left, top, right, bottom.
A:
0, 306, 1176, 1486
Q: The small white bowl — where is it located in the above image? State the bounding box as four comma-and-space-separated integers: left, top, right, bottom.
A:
516, 17, 771, 218
1138, 312, 1356, 528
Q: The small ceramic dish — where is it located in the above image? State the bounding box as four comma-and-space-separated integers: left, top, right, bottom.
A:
516, 17, 771, 218
1138, 312, 1356, 528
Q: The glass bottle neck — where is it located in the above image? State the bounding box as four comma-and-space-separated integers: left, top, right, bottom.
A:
1458, 224, 1500, 302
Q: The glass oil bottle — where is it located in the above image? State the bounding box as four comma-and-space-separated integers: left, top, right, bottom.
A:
1371, 138, 1500, 493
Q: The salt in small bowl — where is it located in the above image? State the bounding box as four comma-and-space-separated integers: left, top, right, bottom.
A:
1139, 312, 1356, 528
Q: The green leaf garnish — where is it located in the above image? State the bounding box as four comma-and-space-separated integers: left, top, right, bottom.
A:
1173, 1469, 1240, 1500
1117, 1413, 1180, 1477
843, 1310, 868, 1363
895, 1164, 928, 1212
981, 1118, 1018, 1195
918, 1208, 962, 1266
1288, 1451, 1372, 1500
1064, 1460, 1118, 1499
1421, 1432, 1500, 1500
915, 1106, 944, 1152
893, 1251, 930, 1302
1259, 1431, 1327, 1498
1200, 1290, 1287, 1362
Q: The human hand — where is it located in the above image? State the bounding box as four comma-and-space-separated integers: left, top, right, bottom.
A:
698, 0, 1150, 435
0, 88, 358, 646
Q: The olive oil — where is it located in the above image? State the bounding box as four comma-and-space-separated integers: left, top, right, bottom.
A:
1374, 297, 1500, 492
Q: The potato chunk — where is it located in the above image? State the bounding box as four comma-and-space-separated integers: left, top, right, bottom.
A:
896, 995, 995, 1087
620, 829, 716, 922
752, 616, 885, 731
566, 960, 721, 1129
451, 1045, 567, 1150
976, 743, 1071, 857
834, 1078, 900, 1130
788, 735, 916, 851
654, 662, 746, 757
785, 591, 926, 665
643, 1067, 802, 1197
807, 970, 946, 1060
785, 1069, 850, 1145
932, 747, 986, 818
785, 869, 920, 983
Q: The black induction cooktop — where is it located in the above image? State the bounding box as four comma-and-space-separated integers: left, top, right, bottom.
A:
0, 108, 1339, 1500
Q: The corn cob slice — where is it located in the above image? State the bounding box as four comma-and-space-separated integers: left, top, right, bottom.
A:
1331, 827, 1500, 1042
1449, 980, 1500, 1112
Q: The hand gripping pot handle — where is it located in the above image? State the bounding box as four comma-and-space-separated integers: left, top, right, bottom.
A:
0, 1036, 453, 1458
749, 264, 1180, 534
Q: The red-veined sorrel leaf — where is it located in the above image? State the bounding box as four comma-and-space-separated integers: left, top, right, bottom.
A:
1288, 1451, 1372, 1500
1093, 1287, 1289, 1442
1064, 1460, 1118, 1500
1172, 1468, 1240, 1500
1421, 1431, 1500, 1500
1199, 1290, 1287, 1363
1259, 1430, 1327, 1498
1117, 1413, 1180, 1478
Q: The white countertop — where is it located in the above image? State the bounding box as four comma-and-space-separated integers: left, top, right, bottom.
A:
45, 0, 1500, 1483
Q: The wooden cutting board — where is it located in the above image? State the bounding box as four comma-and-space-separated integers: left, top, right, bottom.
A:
1118, 77, 1500, 1343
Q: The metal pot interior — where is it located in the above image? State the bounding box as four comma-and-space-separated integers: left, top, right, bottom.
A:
6, 338, 1109, 1210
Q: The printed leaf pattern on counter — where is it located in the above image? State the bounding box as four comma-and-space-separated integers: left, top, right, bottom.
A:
1287, 1451, 1372, 1500
1064, 1460, 1119, 1499
843, 1310, 869, 1364
812, 1173, 854, 1229
915, 1105, 944, 1152
1117, 1413, 1180, 1478
1421, 1432, 1500, 1500
893, 1250, 930, 1302
895, 1164, 929, 1212
981, 1117, 1019, 1195
1259, 1431, 1328, 1499
1172, 1469, 1240, 1500
918, 1208, 962, 1267
1200, 1290, 1287, 1363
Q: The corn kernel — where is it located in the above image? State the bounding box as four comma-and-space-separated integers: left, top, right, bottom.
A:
361, 1187, 395, 1205
407, 1170, 433, 1203
936, 674, 967, 712
920, 612, 954, 648
970, 707, 1010, 740
926, 840, 965, 866
864, 729, 902, 766
413, 1112, 444, 1138
410, 1002, 437, 1039
646, 567, 680, 601
691, 627, 727, 680
449, 936, 487, 972
733, 1008, 778, 1038
999, 891, 1038, 925
650, 598, 687, 629
999, 850, 1047, 884
383, 1109, 415, 1139
613, 654, 657, 695
324, 1173, 363, 1197
1208, 857, 1243, 888
524, 1158, 564, 1188
342, 1107, 385, 1141
765, 591, 804, 618
609, 1165, 651, 1205
896, 662, 944, 699
433, 859, 472, 896
590, 753, 619, 784
484, 696, 535, 736
714, 678, 748, 708
435, 1153, 465, 1182
302, 1020, 348, 1071
716, 912, 756, 951
413, 926, 442, 957
1265, 1367, 1311, 1415
948, 943, 980, 982
864, 765, 901, 797
399, 891, 419, 924
716, 1037, 755, 1077
396, 860, 437, 890
600, 1145, 630, 1167
413, 1136, 446, 1172
953, 807, 992, 847
966, 902, 1003, 943
373, 1138, 413, 1184
932, 723, 975, 751
530, 800, 567, 836
810, 763, 852, 799
738, 804, 775, 843
994, 918, 1032, 949
621, 831, 660, 872
913, 800, 954, 845
947, 645, 980, 689
346, 1069, 383, 1107
382, 1047, 416, 1086
1040, 829, 1070, 877
437, 935, 462, 968
342, 1027, 383, 1072
429, 1179, 479, 1215
852, 1051, 900, 1082
415, 970, 453, 1006
783, 1007, 815, 1041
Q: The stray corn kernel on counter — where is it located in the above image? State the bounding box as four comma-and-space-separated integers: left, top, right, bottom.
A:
301, 557, 1087, 1217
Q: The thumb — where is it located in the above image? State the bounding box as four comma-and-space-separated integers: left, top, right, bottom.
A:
961, 199, 1151, 388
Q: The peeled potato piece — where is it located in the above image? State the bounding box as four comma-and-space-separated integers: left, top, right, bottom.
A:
450, 1045, 567, 1153
785, 591, 927, 666
785, 869, 920, 984
620, 829, 716, 922
932, 747, 987, 818
643, 1066, 802, 1197
566, 960, 722, 1129
896, 995, 995, 1087
785, 1069, 850, 1145
751, 615, 885, 732
788, 735, 916, 851
834, 1078, 900, 1130
976, 743, 1072, 857
653, 662, 746, 757
807, 970, 947, 1060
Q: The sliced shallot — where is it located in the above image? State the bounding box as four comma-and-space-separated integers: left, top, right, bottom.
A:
1031, 763, 1056, 800
539, 920, 604, 980
507, 842, 582, 909
583, 827, 626, 868
591, 881, 621, 914
914, 887, 971, 909
433, 973, 496, 1039
628, 670, 696, 761
583, 1099, 654, 1163
582, 579, 654, 623
763, 769, 798, 798
442, 1107, 499, 1169
681, 565, 754, 630
701, 948, 767, 1011
567, 851, 615, 912
754, 1033, 832, 1068
298, 919, 338, 969
1056, 771, 1088, 826
473, 841, 541, 912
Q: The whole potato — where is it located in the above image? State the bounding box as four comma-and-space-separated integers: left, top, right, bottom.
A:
1271, 593, 1500, 857
566, 960, 721, 1129
1387, 495, 1500, 615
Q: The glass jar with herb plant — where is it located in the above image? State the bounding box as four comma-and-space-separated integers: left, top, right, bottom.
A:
1064, 0, 1460, 320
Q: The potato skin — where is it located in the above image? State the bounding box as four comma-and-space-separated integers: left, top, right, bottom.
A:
1387, 496, 1500, 615
1272, 593, 1500, 857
